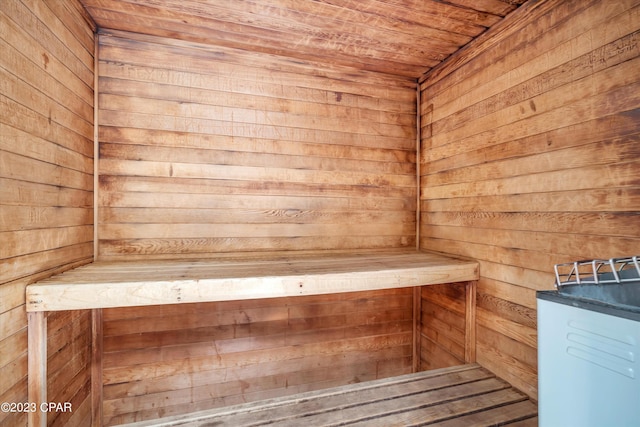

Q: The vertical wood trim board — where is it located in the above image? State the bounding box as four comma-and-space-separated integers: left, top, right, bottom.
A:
464, 280, 477, 363
27, 311, 47, 427
0, 1, 95, 426
415, 83, 421, 250
92, 309, 104, 427
96, 29, 417, 259
419, 0, 640, 399
412, 286, 422, 373
94, 35, 100, 260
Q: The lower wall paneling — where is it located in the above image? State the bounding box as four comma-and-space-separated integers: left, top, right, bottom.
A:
0, 291, 28, 427
475, 280, 537, 399
47, 310, 93, 426
419, 283, 467, 371
100, 288, 413, 425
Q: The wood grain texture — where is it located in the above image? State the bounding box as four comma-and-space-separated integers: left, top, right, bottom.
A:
419, 283, 467, 371
0, 1, 95, 426
100, 288, 414, 425
96, 30, 418, 259
77, 0, 527, 78
27, 312, 47, 427
115, 364, 536, 427
26, 251, 478, 311
92, 309, 103, 427
47, 310, 92, 427
10, 1, 640, 424
419, 0, 640, 399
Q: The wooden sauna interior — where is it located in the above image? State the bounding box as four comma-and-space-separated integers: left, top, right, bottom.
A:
2, 0, 639, 425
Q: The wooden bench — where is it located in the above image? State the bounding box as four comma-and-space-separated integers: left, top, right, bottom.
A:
25, 250, 480, 426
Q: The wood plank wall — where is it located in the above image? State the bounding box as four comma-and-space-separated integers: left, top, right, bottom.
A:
96, 30, 417, 259
94, 28, 418, 424
419, 283, 467, 371
101, 289, 413, 425
0, 1, 95, 426
419, 0, 640, 400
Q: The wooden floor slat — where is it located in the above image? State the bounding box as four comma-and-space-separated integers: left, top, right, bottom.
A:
120, 364, 537, 427
274, 378, 509, 426
435, 400, 538, 427
206, 367, 493, 426
503, 416, 539, 426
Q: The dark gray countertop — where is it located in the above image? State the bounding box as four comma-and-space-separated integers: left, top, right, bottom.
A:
537, 289, 640, 322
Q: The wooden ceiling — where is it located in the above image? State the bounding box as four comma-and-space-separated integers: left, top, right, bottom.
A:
79, 0, 529, 79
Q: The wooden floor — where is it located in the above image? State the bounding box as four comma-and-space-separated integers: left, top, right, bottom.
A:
122, 364, 537, 427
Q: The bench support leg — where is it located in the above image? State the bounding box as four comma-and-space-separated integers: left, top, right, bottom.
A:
91, 309, 103, 427
28, 311, 47, 427
412, 286, 422, 372
464, 280, 477, 363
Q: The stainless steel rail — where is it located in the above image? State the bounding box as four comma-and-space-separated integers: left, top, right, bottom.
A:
554, 255, 640, 287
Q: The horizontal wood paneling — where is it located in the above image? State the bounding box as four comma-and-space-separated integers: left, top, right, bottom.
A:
101, 289, 413, 425
419, 283, 467, 371
475, 280, 537, 398
47, 310, 93, 427
0, 0, 94, 425
420, 0, 640, 399
97, 30, 417, 259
